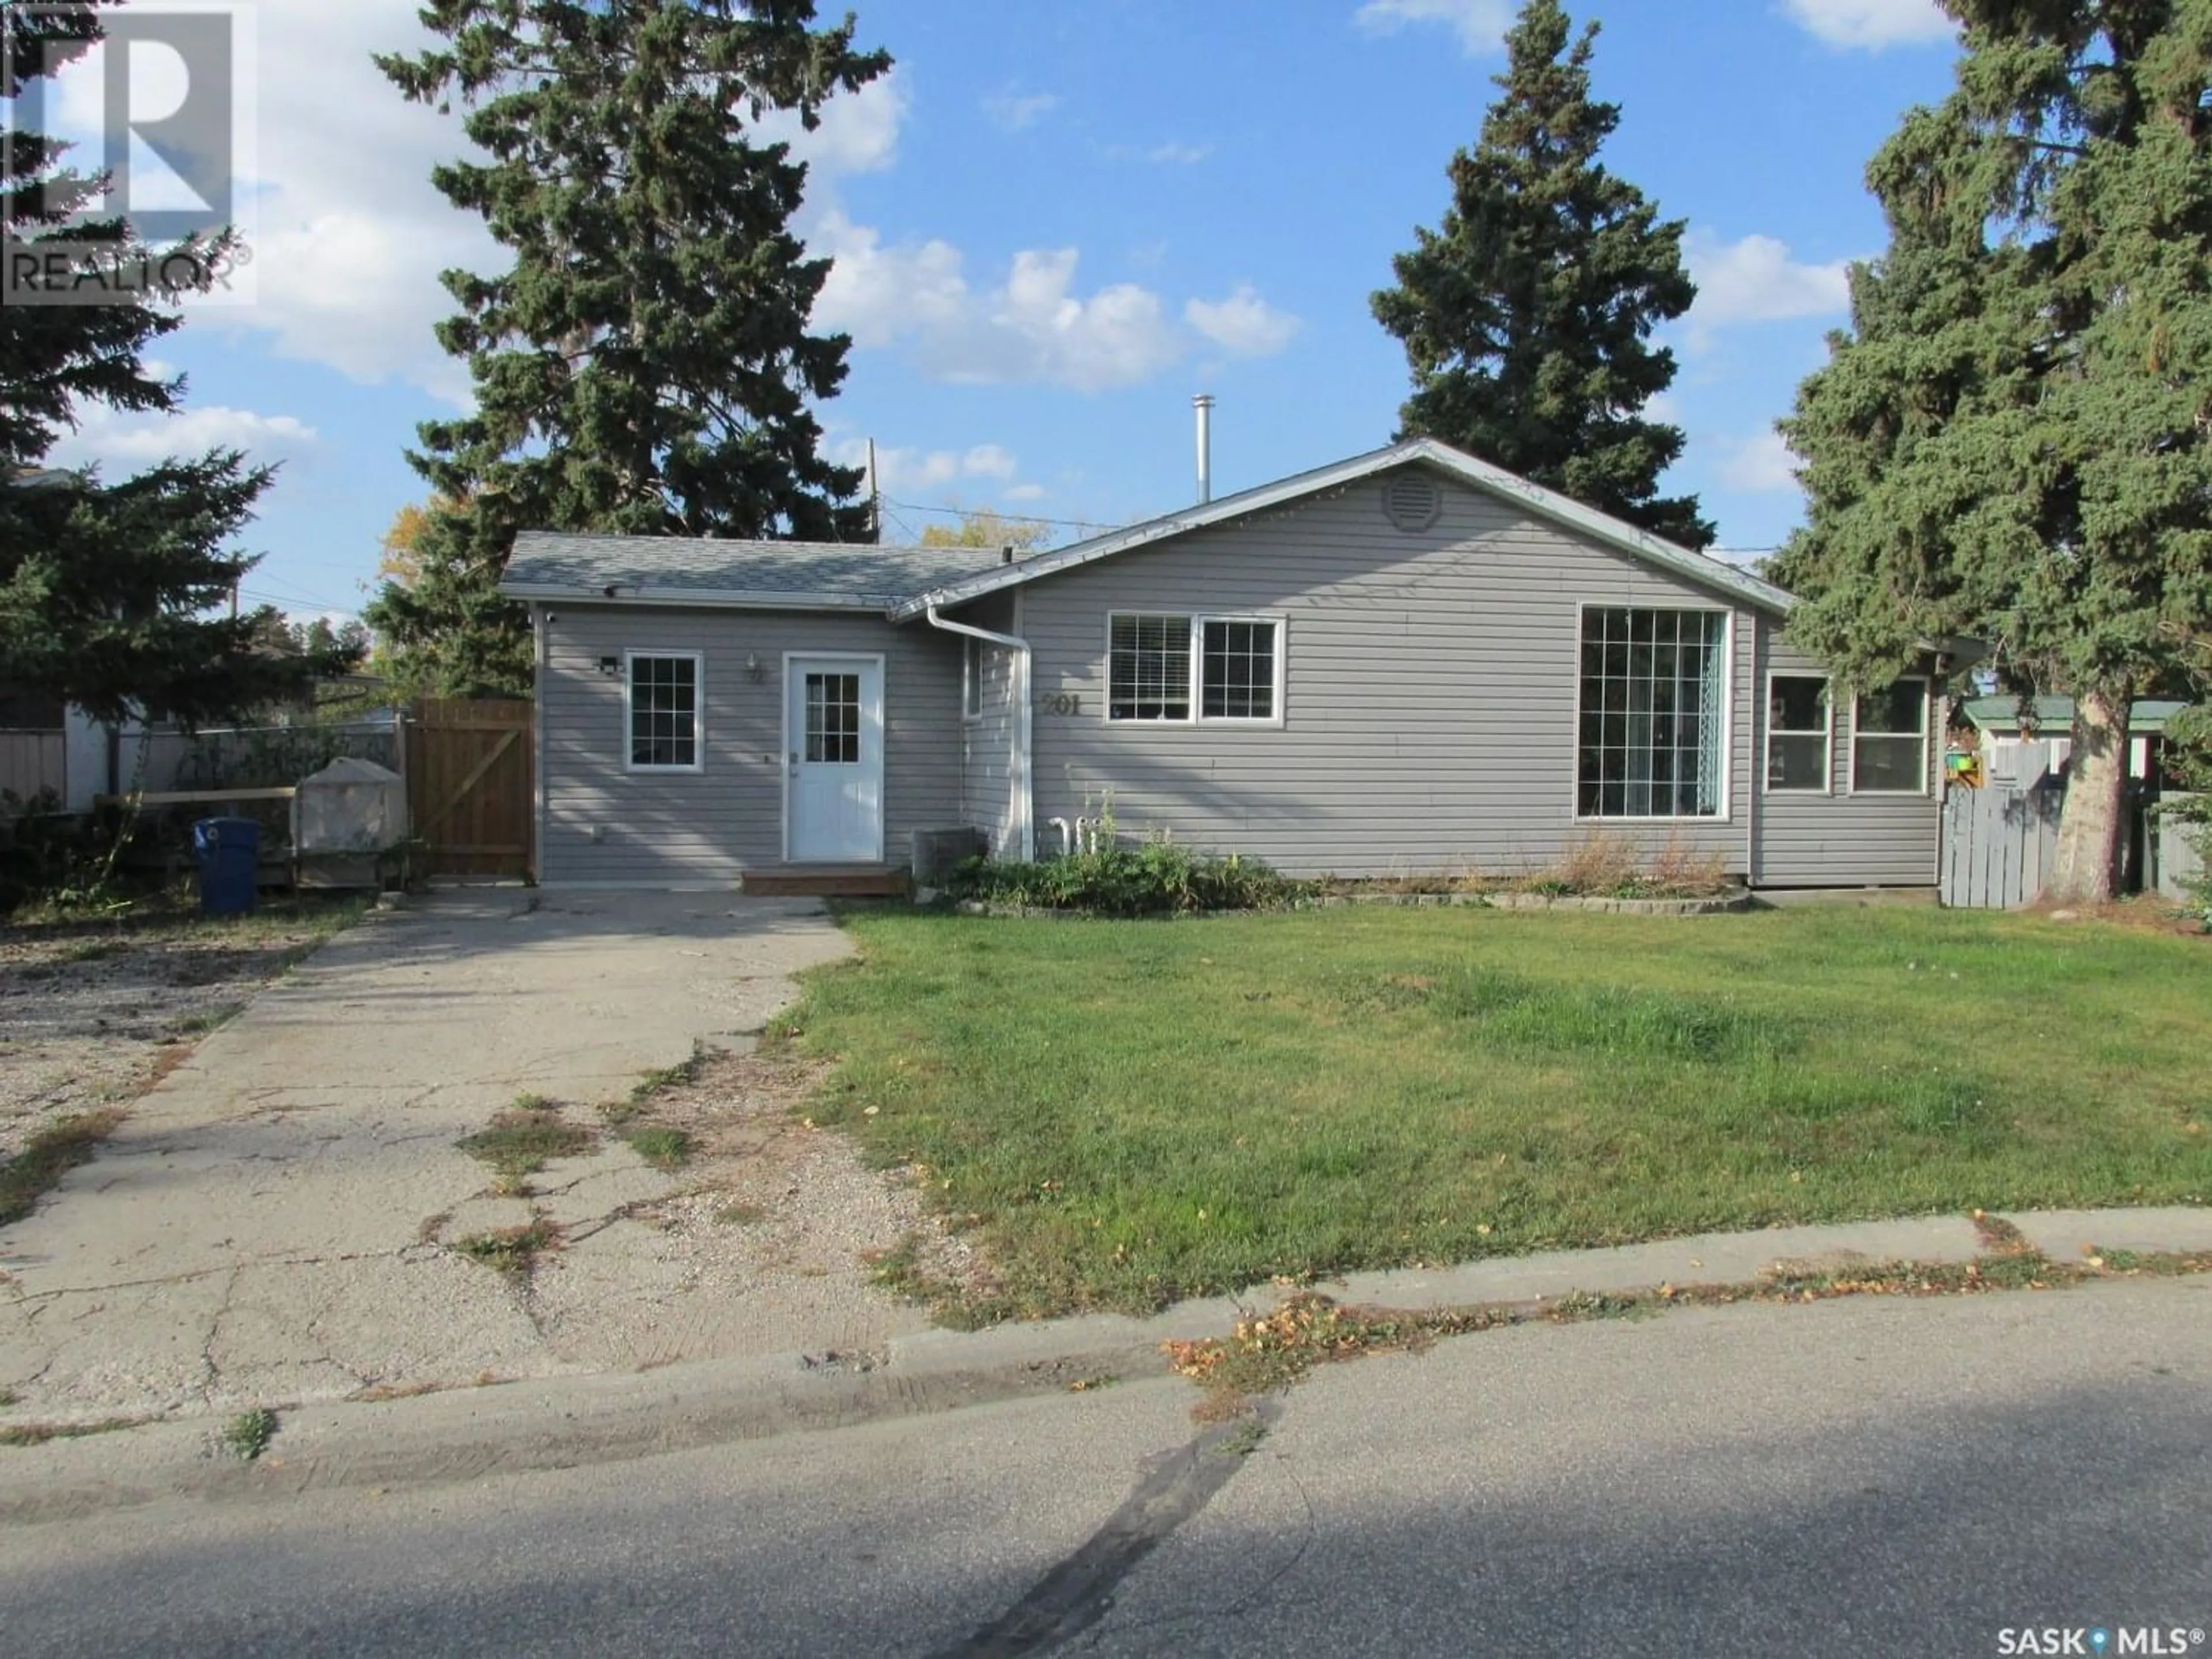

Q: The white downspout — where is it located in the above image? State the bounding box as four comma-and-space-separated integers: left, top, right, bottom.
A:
925, 604, 1034, 863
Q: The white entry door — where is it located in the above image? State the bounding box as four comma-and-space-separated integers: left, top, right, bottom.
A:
785, 656, 885, 863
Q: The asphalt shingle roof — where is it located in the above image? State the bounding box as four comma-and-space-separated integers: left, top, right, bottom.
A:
502, 532, 1010, 608
1959, 695, 2190, 736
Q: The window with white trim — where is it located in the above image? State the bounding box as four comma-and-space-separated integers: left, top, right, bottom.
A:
962, 637, 982, 721
1576, 607, 1728, 818
627, 653, 700, 770
1766, 675, 1831, 793
1107, 614, 1280, 723
1852, 681, 1929, 793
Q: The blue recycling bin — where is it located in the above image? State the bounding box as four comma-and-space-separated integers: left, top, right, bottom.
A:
192, 817, 262, 916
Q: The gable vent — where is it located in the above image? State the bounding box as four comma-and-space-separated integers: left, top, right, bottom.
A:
1381, 473, 1442, 534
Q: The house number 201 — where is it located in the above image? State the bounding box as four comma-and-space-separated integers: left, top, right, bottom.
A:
1036, 692, 1081, 715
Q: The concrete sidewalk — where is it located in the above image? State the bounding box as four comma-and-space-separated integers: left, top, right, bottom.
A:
0, 891, 927, 1423
2, 1203, 2207, 1525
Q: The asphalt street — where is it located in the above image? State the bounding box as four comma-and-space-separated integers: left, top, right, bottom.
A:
2, 1277, 2206, 1658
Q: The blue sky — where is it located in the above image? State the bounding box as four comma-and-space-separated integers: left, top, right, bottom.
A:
47, 0, 1963, 622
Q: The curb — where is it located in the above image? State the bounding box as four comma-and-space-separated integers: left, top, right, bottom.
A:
4, 1205, 2207, 1523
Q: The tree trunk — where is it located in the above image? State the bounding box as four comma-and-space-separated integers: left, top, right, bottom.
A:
2047, 685, 2132, 906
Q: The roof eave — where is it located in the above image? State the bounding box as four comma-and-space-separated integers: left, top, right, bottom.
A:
502, 582, 908, 614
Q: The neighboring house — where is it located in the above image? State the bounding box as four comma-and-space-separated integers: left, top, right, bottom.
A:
504, 437, 1956, 891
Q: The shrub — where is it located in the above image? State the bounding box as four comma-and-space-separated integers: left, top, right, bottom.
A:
945, 838, 1306, 916
1513, 831, 1736, 900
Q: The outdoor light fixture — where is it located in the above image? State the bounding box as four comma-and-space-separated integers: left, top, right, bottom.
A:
745, 653, 764, 683
598, 656, 620, 676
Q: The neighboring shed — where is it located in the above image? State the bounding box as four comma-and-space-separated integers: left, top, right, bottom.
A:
1956, 696, 2188, 790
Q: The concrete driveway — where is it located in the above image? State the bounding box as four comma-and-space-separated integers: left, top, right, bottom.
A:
0, 891, 931, 1422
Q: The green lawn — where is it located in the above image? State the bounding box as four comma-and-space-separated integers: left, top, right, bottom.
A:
783, 906, 2212, 1317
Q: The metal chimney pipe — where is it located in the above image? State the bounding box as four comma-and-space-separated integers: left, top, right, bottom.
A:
1193, 394, 1214, 505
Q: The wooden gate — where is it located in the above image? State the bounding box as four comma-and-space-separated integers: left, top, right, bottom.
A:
1940, 779, 2064, 908
404, 699, 533, 881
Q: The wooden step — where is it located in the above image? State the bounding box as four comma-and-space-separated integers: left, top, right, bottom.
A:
742, 865, 910, 899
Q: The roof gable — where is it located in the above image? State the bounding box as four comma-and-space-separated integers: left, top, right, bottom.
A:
896, 438, 1797, 621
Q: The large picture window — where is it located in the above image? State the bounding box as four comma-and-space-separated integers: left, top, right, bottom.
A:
627, 652, 700, 770
1852, 680, 1929, 794
1577, 607, 1729, 819
1108, 614, 1280, 724
1766, 674, 1832, 793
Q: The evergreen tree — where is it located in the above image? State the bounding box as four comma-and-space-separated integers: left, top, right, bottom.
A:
1, 3, 329, 726
1772, 0, 2212, 904
369, 0, 890, 698
1372, 0, 1709, 547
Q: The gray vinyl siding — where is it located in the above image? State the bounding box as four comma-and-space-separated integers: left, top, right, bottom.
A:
1017, 471, 1760, 879
1753, 631, 1941, 887
953, 592, 1023, 859
536, 605, 963, 885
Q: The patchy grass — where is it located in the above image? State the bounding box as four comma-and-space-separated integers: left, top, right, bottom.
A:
218, 1407, 278, 1461
452, 1217, 560, 1279
509, 1092, 560, 1115
0, 1414, 153, 1447
0, 1388, 17, 1409
623, 1125, 694, 1170
630, 1047, 709, 1104
786, 906, 2212, 1316
456, 1111, 595, 1187
0, 1108, 127, 1228
1165, 1248, 2212, 1417
714, 1201, 770, 1228
166, 1001, 245, 1038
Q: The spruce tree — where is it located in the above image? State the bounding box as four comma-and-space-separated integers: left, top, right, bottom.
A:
369, 1, 889, 698
1372, 0, 1709, 547
1, 2, 329, 726
1772, 0, 2212, 904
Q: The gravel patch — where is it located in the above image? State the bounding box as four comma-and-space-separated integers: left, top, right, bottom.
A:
0, 904, 359, 1165
524, 1050, 988, 1370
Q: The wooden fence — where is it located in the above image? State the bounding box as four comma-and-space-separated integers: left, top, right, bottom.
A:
1940, 779, 2065, 908
403, 699, 534, 882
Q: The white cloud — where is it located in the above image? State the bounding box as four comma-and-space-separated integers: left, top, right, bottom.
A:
1185, 286, 1302, 358
1715, 430, 1802, 494
982, 86, 1058, 133
813, 231, 1186, 392
1004, 483, 1048, 502
1107, 141, 1212, 165
48, 404, 320, 471
1352, 0, 1513, 54
833, 438, 1021, 497
1684, 231, 1854, 346
810, 211, 971, 350
756, 70, 908, 175
1780, 0, 1955, 50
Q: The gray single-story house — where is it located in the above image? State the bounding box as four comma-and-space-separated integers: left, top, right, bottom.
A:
501, 438, 1950, 890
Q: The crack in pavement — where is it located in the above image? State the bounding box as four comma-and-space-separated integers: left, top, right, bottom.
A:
196, 1266, 241, 1404
940, 1403, 1283, 1658
2, 1246, 426, 1305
